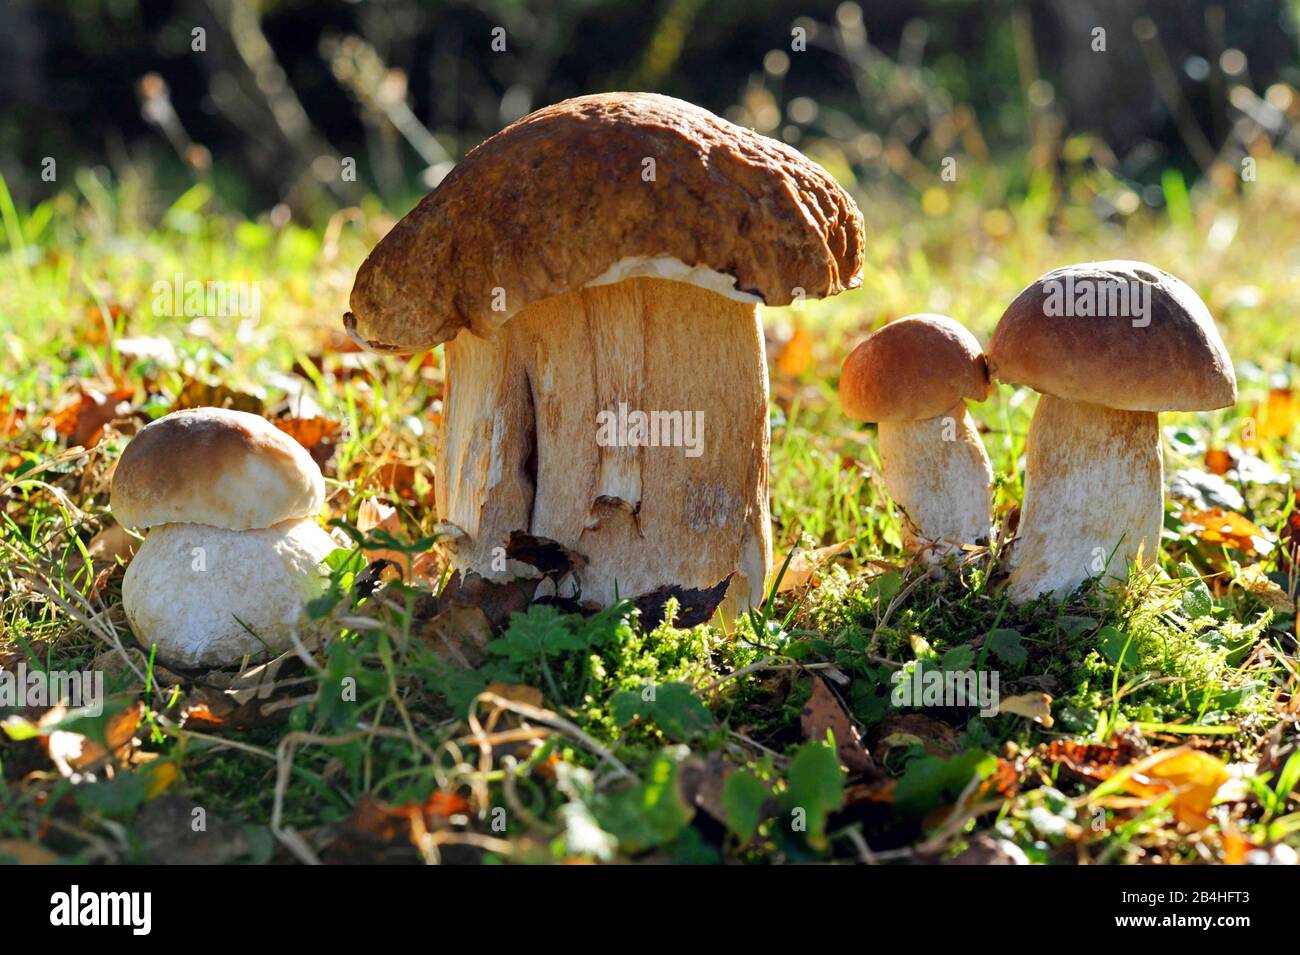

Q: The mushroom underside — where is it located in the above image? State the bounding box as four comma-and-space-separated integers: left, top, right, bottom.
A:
122, 518, 336, 669
876, 404, 993, 560
1007, 394, 1163, 602
437, 277, 772, 614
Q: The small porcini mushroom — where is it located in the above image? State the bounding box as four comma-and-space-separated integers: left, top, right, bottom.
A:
839, 314, 994, 559
987, 261, 1237, 602
345, 92, 864, 614
111, 407, 336, 668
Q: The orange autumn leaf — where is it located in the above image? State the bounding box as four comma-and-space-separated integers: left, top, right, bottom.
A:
273, 415, 342, 469
775, 539, 854, 593
1204, 447, 1233, 476
0, 395, 26, 438
81, 301, 128, 345
775, 322, 814, 378
369, 460, 419, 501
1118, 749, 1229, 831
45, 384, 135, 448
1251, 388, 1300, 442
484, 682, 545, 708
1181, 507, 1273, 556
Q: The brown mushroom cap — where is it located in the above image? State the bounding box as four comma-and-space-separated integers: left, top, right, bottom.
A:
111, 408, 325, 531
346, 92, 866, 352
987, 261, 1237, 412
839, 314, 991, 422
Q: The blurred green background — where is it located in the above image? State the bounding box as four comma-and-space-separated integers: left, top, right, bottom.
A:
2, 0, 1298, 220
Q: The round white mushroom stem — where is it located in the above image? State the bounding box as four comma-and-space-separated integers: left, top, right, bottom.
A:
436, 276, 771, 616
122, 518, 336, 669
876, 401, 993, 560
1006, 394, 1163, 602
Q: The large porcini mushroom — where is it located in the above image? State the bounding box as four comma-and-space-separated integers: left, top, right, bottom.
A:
839, 314, 994, 559
111, 407, 336, 668
987, 261, 1237, 602
345, 92, 864, 614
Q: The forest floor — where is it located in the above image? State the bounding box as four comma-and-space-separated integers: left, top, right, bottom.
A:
1, 159, 1298, 864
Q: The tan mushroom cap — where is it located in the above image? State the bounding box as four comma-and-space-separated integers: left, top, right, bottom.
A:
111, 408, 325, 531
346, 92, 866, 352
839, 314, 991, 422
987, 260, 1237, 412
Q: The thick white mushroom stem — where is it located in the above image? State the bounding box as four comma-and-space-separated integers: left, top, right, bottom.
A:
876, 402, 993, 561
436, 277, 771, 617
1007, 394, 1163, 603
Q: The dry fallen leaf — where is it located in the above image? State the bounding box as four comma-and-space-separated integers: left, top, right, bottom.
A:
869, 712, 961, 759
419, 604, 494, 668
484, 682, 544, 708
274, 414, 343, 470
356, 499, 414, 579
1250, 388, 1300, 442
171, 376, 263, 413
776, 539, 854, 593
42, 701, 144, 781
800, 677, 875, 775
998, 691, 1054, 728
1119, 748, 1230, 831
1181, 507, 1273, 557
1235, 563, 1295, 613
1204, 447, 1233, 476
0, 840, 60, 864
1042, 730, 1149, 785
775, 322, 814, 377
0, 394, 26, 437
45, 384, 135, 448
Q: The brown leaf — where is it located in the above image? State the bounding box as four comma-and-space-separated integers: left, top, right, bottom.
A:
1250, 388, 1300, 442
869, 712, 961, 759
42, 701, 143, 780
274, 414, 343, 471
45, 384, 135, 448
417, 604, 492, 669
776, 539, 854, 594
171, 376, 262, 413
775, 322, 814, 377
1182, 507, 1273, 556
0, 840, 60, 864
1117, 748, 1230, 831
634, 574, 733, 629
1042, 729, 1149, 785
1204, 447, 1233, 476
1235, 564, 1295, 613
998, 691, 1055, 728
800, 677, 875, 775
329, 792, 472, 863
369, 460, 419, 502
483, 682, 543, 708
0, 394, 26, 438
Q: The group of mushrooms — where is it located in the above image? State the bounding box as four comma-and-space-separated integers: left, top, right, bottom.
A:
110, 92, 1237, 669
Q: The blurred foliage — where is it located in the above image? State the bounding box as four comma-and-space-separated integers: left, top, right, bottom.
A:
0, 0, 1297, 221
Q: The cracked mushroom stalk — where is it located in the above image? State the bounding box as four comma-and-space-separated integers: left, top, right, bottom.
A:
987, 261, 1237, 602
839, 315, 994, 560
111, 408, 336, 668
345, 93, 864, 615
